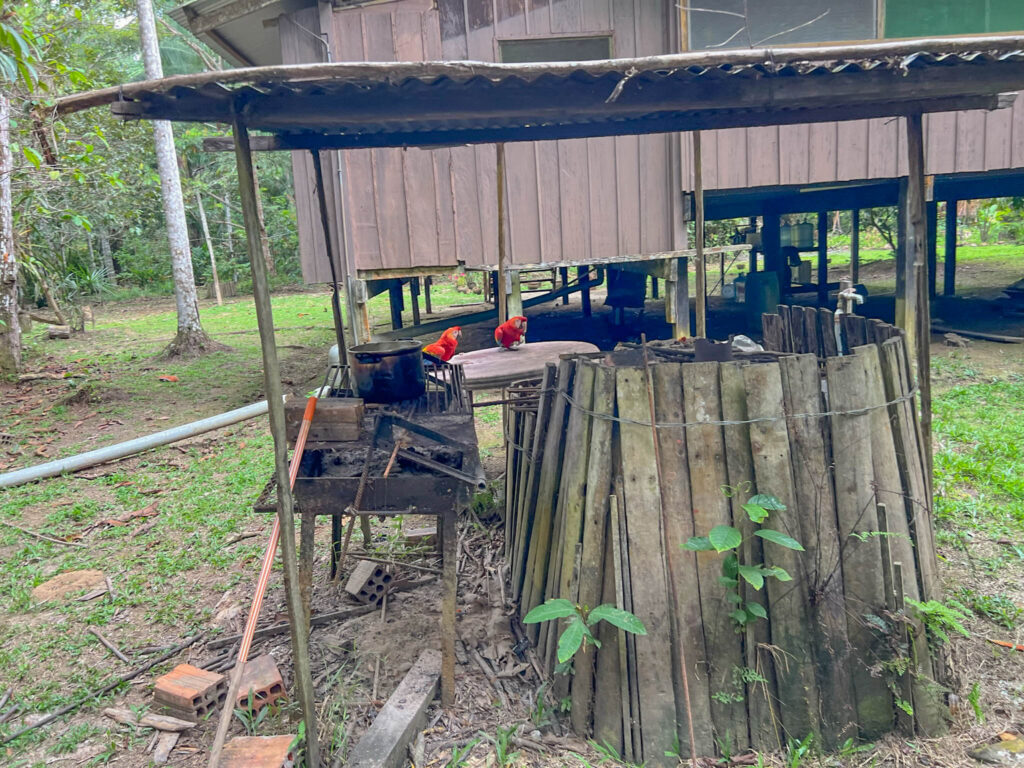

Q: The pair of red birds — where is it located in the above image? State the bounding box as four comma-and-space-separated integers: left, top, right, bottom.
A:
422, 316, 528, 362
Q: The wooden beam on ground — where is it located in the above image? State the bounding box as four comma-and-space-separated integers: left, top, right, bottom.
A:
905, 112, 932, 493
693, 130, 706, 338
346, 649, 441, 768
926, 201, 938, 298
851, 209, 860, 283
817, 211, 828, 307
496, 142, 508, 326
944, 201, 957, 296
229, 116, 319, 768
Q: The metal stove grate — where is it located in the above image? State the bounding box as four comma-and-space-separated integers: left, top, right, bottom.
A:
323, 360, 471, 416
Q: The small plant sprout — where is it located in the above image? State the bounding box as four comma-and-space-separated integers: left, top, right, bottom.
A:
522, 599, 646, 664
682, 494, 802, 628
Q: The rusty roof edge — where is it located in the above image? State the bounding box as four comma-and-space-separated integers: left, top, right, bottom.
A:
53, 34, 1024, 117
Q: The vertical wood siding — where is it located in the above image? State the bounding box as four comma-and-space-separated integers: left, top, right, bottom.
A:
681, 99, 1024, 195
287, 0, 676, 282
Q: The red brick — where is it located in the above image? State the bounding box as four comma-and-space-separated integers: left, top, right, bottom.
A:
235, 654, 286, 713
220, 735, 295, 768
153, 664, 227, 722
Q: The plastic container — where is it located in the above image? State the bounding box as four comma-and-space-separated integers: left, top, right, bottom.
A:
733, 268, 748, 303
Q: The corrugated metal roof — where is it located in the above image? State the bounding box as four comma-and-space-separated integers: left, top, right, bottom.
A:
54, 37, 1024, 148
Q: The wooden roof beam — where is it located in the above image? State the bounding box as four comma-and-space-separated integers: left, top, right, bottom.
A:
185, 0, 283, 36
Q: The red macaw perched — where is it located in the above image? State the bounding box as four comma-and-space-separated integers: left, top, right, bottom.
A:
423, 326, 462, 361
494, 316, 527, 350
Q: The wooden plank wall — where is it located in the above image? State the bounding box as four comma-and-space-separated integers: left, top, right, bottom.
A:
681, 95, 1024, 192
286, 0, 677, 282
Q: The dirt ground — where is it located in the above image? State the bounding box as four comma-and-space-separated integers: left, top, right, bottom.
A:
2, 278, 1023, 768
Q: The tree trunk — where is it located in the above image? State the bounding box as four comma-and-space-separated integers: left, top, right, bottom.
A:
137, 0, 212, 357
221, 193, 235, 261
195, 189, 223, 305
99, 231, 116, 280
252, 162, 275, 276
0, 93, 21, 374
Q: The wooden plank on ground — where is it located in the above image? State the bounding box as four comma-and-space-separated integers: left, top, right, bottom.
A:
743, 362, 821, 743
681, 361, 747, 749
593, 496, 624, 754
779, 354, 856, 746
825, 354, 894, 737
720, 362, 777, 748
653, 363, 714, 758
615, 479, 643, 763
855, 344, 945, 736
616, 365, 677, 768
571, 362, 615, 734
346, 649, 440, 768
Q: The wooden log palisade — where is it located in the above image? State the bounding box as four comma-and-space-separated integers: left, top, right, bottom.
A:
504, 311, 944, 765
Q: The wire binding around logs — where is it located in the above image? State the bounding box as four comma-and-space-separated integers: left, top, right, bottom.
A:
558, 384, 920, 429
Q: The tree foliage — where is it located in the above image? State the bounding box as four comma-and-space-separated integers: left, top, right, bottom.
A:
3, 1, 299, 318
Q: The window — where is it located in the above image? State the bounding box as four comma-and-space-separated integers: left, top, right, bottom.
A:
885, 0, 1024, 38
498, 35, 612, 64
687, 0, 875, 50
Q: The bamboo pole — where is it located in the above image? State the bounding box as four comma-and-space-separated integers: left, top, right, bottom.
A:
311, 150, 348, 365
230, 116, 319, 767
693, 131, 706, 338
496, 142, 508, 326
194, 190, 223, 306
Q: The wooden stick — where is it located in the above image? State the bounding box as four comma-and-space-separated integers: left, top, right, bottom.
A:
693, 131, 706, 339
470, 647, 509, 709
0, 519, 87, 549
89, 627, 130, 664
1, 634, 203, 745
496, 142, 508, 326
354, 556, 440, 575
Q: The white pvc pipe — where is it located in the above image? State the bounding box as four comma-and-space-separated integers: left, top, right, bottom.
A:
0, 399, 275, 489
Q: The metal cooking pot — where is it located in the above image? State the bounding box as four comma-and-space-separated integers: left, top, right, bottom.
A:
349, 340, 426, 403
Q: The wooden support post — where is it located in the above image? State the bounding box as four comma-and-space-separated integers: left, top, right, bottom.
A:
388, 282, 403, 331
693, 131, 706, 338
851, 209, 860, 284
817, 211, 828, 307
559, 267, 570, 305
496, 142, 508, 326
926, 201, 938, 299
578, 266, 592, 317
651, 276, 659, 299
762, 208, 781, 295
507, 272, 523, 319
440, 509, 456, 708
668, 257, 690, 339
423, 275, 433, 314
944, 201, 957, 296
410, 277, 421, 326
895, 178, 909, 329
311, 150, 348, 364
231, 116, 319, 768
905, 113, 932, 493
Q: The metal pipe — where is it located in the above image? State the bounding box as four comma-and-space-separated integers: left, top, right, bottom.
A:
0, 400, 275, 489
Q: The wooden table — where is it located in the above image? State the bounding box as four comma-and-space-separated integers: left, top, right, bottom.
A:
450, 341, 600, 390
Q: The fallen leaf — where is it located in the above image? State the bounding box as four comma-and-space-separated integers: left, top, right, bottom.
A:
157, 375, 179, 383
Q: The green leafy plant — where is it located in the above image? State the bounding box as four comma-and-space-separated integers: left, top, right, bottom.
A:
587, 739, 645, 767
444, 738, 480, 768
523, 599, 646, 664
683, 494, 802, 628
785, 732, 814, 768
530, 682, 552, 727
955, 587, 1022, 629
907, 598, 971, 645
489, 725, 521, 768
233, 690, 270, 737
968, 681, 985, 724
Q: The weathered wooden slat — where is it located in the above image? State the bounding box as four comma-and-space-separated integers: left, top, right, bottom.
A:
593, 494, 624, 754
653, 363, 714, 757
761, 313, 784, 353
512, 365, 556, 599
779, 354, 856, 746
819, 308, 839, 358
571, 363, 615, 735
720, 362, 776, 747
825, 354, 893, 737
855, 344, 945, 735
681, 362, 747, 749
616, 366, 677, 768
803, 306, 821, 359
743, 362, 821, 742
878, 338, 938, 602
522, 360, 573, 638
